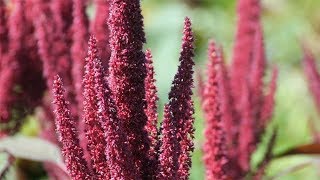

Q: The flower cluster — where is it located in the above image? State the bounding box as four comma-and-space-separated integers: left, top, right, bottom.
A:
1, 0, 112, 177
0, 0, 285, 179
0, 0, 45, 133
0, 0, 109, 137
200, 0, 278, 178
52, 0, 196, 179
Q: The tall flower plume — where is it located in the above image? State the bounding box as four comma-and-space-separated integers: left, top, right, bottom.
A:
144, 49, 160, 177
1, 0, 197, 179
52, 76, 91, 180
92, 48, 136, 179
71, 0, 89, 109
82, 36, 110, 179
0, 0, 45, 132
303, 47, 320, 113
90, 0, 110, 68
302, 46, 320, 148
108, 0, 150, 177
202, 41, 230, 180
201, 0, 278, 178
54, 19, 195, 178
166, 17, 195, 179
158, 105, 180, 179
230, 0, 260, 101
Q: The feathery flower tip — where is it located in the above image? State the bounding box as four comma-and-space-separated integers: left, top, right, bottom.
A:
203, 40, 230, 180
108, 0, 149, 177
52, 75, 91, 180
83, 37, 110, 179
144, 49, 159, 178
165, 17, 195, 179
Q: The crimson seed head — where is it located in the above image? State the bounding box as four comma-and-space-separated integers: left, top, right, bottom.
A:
167, 17, 195, 179
144, 49, 160, 178
158, 105, 179, 180
230, 0, 260, 105
250, 23, 266, 120
0, 0, 45, 128
82, 36, 110, 179
52, 75, 91, 180
202, 0, 277, 178
303, 47, 320, 113
108, 0, 150, 177
71, 0, 89, 110
93, 45, 136, 179
90, 0, 111, 67
202, 40, 230, 180
2, 0, 200, 178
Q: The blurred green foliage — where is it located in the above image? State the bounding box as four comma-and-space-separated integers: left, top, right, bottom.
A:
141, 0, 320, 179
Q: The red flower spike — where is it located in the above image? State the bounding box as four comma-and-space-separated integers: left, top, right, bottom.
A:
158, 105, 179, 180
303, 47, 320, 113
33, 0, 76, 118
202, 40, 230, 180
108, 0, 150, 177
70, 0, 91, 167
33, 0, 71, 147
208, 40, 238, 150
52, 75, 92, 180
238, 82, 255, 172
0, 0, 23, 123
93, 50, 137, 179
50, 0, 73, 38
201, 0, 275, 178
144, 49, 160, 178
91, 0, 111, 68
260, 67, 278, 126
0, 0, 45, 127
167, 17, 195, 179
230, 0, 260, 106
83, 36, 110, 179
33, 0, 55, 88
250, 22, 266, 121
71, 0, 89, 110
